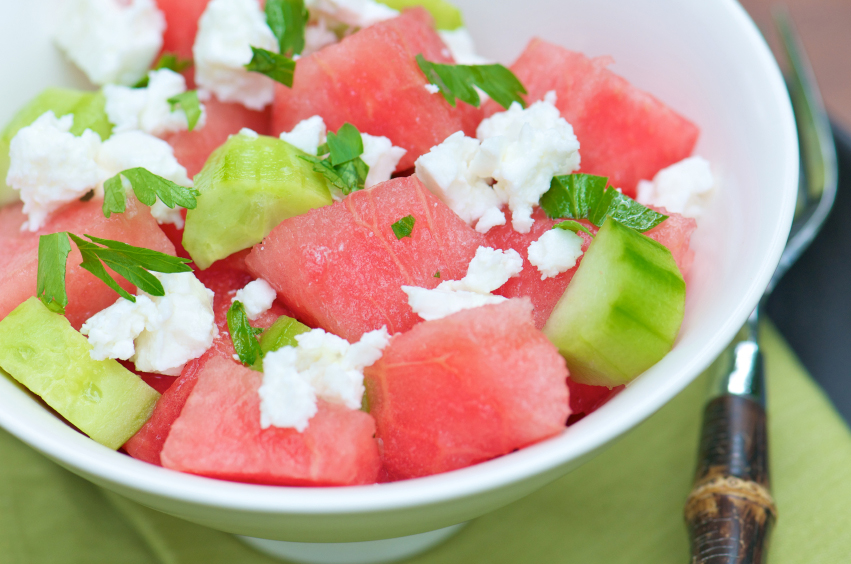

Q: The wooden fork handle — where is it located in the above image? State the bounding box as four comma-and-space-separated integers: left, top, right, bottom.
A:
684, 395, 777, 564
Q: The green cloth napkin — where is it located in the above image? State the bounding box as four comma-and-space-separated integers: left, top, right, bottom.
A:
3, 321, 851, 563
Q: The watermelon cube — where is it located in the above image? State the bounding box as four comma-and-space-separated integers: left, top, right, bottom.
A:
160, 355, 382, 486
566, 378, 623, 424
0, 199, 176, 330
487, 208, 594, 329
644, 207, 697, 278
364, 298, 570, 480
155, 0, 210, 63
246, 176, 484, 341
491, 39, 699, 197
166, 96, 271, 177
271, 8, 483, 172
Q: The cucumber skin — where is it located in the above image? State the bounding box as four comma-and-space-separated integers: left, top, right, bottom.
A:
260, 316, 310, 356
0, 88, 113, 206
543, 218, 686, 387
183, 134, 334, 270
0, 298, 159, 450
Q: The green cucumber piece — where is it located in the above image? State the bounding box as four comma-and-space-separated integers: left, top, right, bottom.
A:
543, 218, 686, 387
260, 315, 311, 356
0, 88, 113, 206
0, 298, 159, 449
183, 133, 334, 269
376, 0, 463, 30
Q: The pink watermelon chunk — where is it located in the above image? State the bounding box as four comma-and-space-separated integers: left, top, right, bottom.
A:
155, 0, 210, 63
166, 96, 271, 177
0, 199, 176, 330
271, 8, 483, 172
644, 207, 697, 278
124, 257, 289, 465
246, 176, 484, 341
160, 355, 382, 486
364, 298, 570, 480
488, 39, 699, 197
487, 208, 594, 329
566, 378, 624, 425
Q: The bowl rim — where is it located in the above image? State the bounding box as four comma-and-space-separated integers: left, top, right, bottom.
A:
0, 0, 799, 518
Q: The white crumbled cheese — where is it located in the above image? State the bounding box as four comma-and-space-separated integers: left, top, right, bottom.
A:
304, 0, 398, 29
361, 134, 407, 188
53, 0, 165, 86
132, 273, 218, 376
104, 69, 207, 137
472, 91, 581, 233
424, 84, 440, 94
527, 228, 584, 280
193, 0, 280, 110
415, 131, 504, 232
232, 279, 277, 320
438, 28, 491, 65
259, 327, 390, 431
81, 295, 159, 361
238, 127, 260, 139
96, 131, 193, 227
81, 272, 216, 375
303, 18, 339, 55
402, 246, 522, 320
636, 156, 715, 219
6, 112, 102, 232
279, 115, 328, 155
475, 206, 507, 233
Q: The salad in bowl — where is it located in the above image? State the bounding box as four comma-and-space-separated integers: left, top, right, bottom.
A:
0, 0, 796, 545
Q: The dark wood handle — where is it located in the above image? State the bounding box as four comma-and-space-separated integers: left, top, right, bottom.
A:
685, 395, 777, 564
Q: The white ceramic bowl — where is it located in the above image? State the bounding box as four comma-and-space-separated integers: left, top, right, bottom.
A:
0, 0, 797, 545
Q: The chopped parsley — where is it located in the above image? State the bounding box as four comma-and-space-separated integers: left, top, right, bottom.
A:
102, 167, 200, 219
227, 301, 264, 367
167, 90, 203, 131
300, 123, 370, 195
553, 220, 595, 237
265, 0, 309, 57
133, 52, 193, 88
391, 215, 416, 239
415, 54, 527, 110
245, 47, 296, 88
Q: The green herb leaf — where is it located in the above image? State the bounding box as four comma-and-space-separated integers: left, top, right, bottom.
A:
102, 167, 200, 219
391, 215, 416, 239
553, 220, 594, 237
540, 173, 667, 232
37, 233, 72, 314
134, 52, 193, 87
228, 301, 264, 367
167, 90, 202, 131
245, 47, 296, 88
415, 54, 527, 110
326, 123, 364, 165
434, 271, 440, 278
265, 0, 308, 56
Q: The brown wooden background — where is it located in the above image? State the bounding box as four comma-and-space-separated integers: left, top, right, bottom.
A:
740, 0, 851, 130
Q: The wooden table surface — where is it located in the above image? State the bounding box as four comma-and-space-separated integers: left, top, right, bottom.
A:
739, 0, 851, 130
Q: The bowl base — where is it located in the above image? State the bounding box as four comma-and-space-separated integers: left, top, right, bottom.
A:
237, 523, 466, 564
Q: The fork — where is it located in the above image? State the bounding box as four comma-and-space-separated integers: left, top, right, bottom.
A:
683, 8, 838, 563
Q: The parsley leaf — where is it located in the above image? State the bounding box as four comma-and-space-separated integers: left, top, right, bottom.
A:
540, 173, 668, 232
391, 215, 415, 239
134, 52, 193, 87
227, 301, 264, 367
167, 90, 202, 131
102, 167, 200, 219
415, 54, 527, 110
553, 220, 594, 237
298, 123, 370, 195
434, 271, 440, 278
265, 0, 308, 56
37, 233, 72, 314
245, 47, 296, 88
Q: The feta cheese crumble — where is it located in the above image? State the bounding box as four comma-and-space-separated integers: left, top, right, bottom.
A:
96, 131, 193, 227
472, 91, 581, 233
424, 84, 440, 94
82, 273, 217, 376
259, 327, 391, 432
636, 156, 715, 219
232, 279, 277, 320
527, 228, 584, 280
402, 246, 523, 321
303, 18, 339, 55
415, 131, 504, 232
280, 116, 405, 190
304, 0, 398, 30
193, 0, 280, 110
54, 0, 165, 86
438, 28, 490, 65
6, 112, 102, 232
104, 69, 207, 137
279, 115, 327, 155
